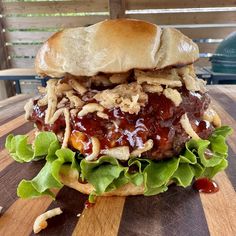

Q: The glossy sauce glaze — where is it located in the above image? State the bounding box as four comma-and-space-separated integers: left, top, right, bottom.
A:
30, 86, 213, 160
193, 178, 219, 193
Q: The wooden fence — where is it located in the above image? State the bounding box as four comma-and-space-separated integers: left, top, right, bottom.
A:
0, 0, 236, 69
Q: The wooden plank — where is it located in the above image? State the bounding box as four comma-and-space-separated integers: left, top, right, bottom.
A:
109, 0, 125, 19
200, 171, 236, 236
10, 58, 35, 68
0, 114, 26, 138
73, 196, 125, 236
0, 68, 36, 77
0, 94, 30, 108
0, 97, 31, 124
0, 196, 55, 236
128, 12, 236, 25
126, 0, 236, 10
2, 1, 108, 14
0, 2, 14, 99
179, 27, 236, 39
5, 31, 55, 43
4, 15, 107, 29
8, 44, 41, 57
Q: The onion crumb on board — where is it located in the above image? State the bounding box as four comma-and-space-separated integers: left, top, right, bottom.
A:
33, 207, 63, 234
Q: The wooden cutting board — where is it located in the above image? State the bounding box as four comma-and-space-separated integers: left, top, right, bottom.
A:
0, 86, 236, 236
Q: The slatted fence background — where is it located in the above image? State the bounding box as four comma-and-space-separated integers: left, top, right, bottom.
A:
1, 0, 236, 69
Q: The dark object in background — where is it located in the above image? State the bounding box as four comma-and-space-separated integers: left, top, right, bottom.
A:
211, 32, 236, 74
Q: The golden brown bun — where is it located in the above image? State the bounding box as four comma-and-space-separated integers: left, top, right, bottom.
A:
59, 166, 145, 196
35, 19, 199, 78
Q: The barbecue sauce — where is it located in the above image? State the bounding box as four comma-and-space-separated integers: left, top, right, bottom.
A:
30, 87, 213, 160
84, 200, 95, 209
193, 178, 219, 193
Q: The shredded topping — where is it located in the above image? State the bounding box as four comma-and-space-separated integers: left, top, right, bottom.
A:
38, 86, 46, 94
65, 91, 84, 108
203, 108, 221, 127
109, 72, 130, 84
45, 79, 58, 124
97, 111, 109, 119
101, 146, 130, 160
85, 137, 100, 161
136, 76, 182, 87
68, 79, 87, 95
143, 84, 163, 93
78, 103, 104, 117
48, 108, 70, 147
24, 98, 34, 120
182, 75, 207, 93
94, 82, 148, 114
180, 113, 200, 140
131, 139, 154, 157
57, 97, 68, 109
163, 88, 182, 106
33, 207, 63, 234
55, 82, 72, 96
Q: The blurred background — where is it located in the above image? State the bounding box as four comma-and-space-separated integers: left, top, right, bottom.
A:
0, 0, 236, 100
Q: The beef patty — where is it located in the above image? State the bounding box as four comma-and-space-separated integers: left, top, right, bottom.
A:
30, 86, 213, 160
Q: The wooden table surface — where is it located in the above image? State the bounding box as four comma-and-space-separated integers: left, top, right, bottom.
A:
0, 86, 236, 236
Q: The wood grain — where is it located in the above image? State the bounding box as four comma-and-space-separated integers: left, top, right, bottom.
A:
0, 94, 30, 108
179, 27, 236, 40
8, 44, 41, 57
73, 196, 125, 236
109, 0, 126, 19
5, 31, 55, 43
4, 15, 108, 29
2, 1, 108, 14
0, 149, 14, 172
0, 196, 55, 236
0, 114, 26, 138
0, 68, 36, 77
30, 187, 88, 236
200, 171, 236, 236
0, 98, 31, 125
126, 0, 236, 9
128, 12, 236, 25
10, 58, 35, 68
0, 122, 33, 150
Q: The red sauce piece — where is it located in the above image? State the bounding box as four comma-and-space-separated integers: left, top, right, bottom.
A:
193, 178, 219, 193
84, 200, 95, 209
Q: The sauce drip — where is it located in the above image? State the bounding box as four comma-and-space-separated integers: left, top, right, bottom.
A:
193, 178, 219, 193
84, 200, 95, 209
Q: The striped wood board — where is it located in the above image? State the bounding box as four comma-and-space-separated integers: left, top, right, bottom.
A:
0, 86, 236, 236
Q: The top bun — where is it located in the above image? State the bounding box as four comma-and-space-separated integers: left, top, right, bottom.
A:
35, 19, 199, 78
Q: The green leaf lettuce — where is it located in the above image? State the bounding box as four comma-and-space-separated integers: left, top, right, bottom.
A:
5, 126, 233, 200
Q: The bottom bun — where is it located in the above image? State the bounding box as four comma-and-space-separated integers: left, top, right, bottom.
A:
59, 166, 144, 196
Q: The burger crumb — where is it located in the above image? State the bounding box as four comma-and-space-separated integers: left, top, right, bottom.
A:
77, 213, 81, 217
33, 207, 63, 234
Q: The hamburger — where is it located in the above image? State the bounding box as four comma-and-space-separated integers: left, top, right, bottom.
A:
6, 19, 232, 200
